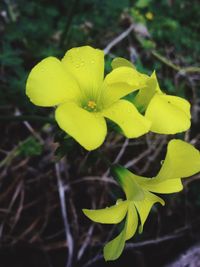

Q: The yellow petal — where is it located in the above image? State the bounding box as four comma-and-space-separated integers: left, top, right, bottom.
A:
157, 139, 200, 180
133, 71, 160, 112
125, 201, 138, 240
82, 200, 128, 224
111, 165, 145, 201
55, 102, 107, 150
26, 57, 80, 106
102, 100, 151, 138
145, 94, 191, 134
102, 67, 149, 106
103, 225, 126, 261
136, 176, 183, 193
134, 191, 165, 233
150, 71, 162, 93
111, 57, 135, 69
62, 46, 104, 99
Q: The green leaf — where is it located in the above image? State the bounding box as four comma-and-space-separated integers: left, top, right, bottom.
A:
18, 137, 42, 157
136, 0, 151, 8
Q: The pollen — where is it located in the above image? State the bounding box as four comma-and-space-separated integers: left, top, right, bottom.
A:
87, 100, 96, 109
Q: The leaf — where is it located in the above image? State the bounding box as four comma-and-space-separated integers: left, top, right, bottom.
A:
136, 0, 151, 8
18, 137, 42, 157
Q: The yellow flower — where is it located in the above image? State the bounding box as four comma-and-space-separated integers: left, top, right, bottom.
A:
112, 58, 191, 134
26, 46, 152, 150
145, 11, 154, 20
137, 72, 191, 134
83, 139, 200, 261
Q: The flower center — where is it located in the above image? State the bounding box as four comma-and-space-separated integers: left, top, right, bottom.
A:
87, 100, 96, 109
84, 100, 97, 112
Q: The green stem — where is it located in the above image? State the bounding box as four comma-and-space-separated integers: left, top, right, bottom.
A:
4, 0, 17, 22
151, 50, 200, 73
59, 0, 80, 48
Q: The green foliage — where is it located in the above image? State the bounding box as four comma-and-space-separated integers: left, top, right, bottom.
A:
18, 137, 43, 156
136, 0, 152, 8
1, 0, 199, 113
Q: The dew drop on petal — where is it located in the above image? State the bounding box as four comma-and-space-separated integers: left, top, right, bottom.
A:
80, 60, 84, 66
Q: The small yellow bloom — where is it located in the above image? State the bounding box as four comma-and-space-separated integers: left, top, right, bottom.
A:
112, 58, 191, 134
26, 46, 152, 150
145, 11, 154, 20
83, 139, 200, 261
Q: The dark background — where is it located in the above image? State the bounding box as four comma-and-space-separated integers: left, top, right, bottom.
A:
0, 0, 200, 266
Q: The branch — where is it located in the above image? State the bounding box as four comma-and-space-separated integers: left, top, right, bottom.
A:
151, 50, 200, 74
55, 162, 74, 267
104, 24, 135, 55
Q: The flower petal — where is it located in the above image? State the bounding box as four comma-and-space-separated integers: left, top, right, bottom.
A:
111, 57, 135, 69
55, 102, 107, 151
82, 200, 128, 224
157, 139, 200, 180
102, 100, 151, 138
103, 201, 138, 261
145, 94, 191, 134
26, 57, 80, 106
125, 201, 138, 240
133, 71, 160, 112
134, 191, 165, 233
103, 225, 126, 261
102, 67, 149, 106
62, 46, 104, 99
111, 165, 145, 201
136, 176, 183, 194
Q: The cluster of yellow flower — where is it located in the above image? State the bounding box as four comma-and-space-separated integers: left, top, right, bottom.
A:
26, 46, 200, 261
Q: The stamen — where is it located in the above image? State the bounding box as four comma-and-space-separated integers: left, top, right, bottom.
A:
87, 100, 96, 109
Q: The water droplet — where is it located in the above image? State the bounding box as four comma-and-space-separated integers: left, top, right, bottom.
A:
91, 59, 95, 64
116, 199, 123, 205
80, 60, 84, 66
76, 64, 80, 68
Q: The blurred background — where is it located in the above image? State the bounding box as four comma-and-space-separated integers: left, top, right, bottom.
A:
0, 0, 200, 266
